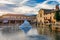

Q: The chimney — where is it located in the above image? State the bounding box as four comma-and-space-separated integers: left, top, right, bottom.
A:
56, 4, 59, 10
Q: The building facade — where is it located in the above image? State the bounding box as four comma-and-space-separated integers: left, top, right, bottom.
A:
36, 5, 59, 24
36, 4, 60, 31
0, 14, 36, 27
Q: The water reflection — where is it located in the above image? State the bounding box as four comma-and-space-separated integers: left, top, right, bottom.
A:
0, 27, 51, 40
37, 24, 60, 40
49, 24, 60, 40
0, 24, 60, 40
55, 32, 60, 40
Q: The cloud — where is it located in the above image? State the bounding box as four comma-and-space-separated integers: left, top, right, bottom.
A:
13, 6, 36, 14
0, 0, 60, 15
5, 0, 29, 5
35, 3, 55, 10
34, 0, 60, 14
24, 0, 46, 7
0, 4, 17, 12
46, 1, 59, 5
0, 1, 15, 4
0, 10, 14, 16
20, 0, 29, 4
12, 0, 47, 15
0, 0, 19, 15
24, 0, 37, 7
47, 0, 60, 1
13, 0, 56, 15
47, 0, 60, 3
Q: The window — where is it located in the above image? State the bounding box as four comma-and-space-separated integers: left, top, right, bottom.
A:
21, 17, 23, 19
3, 16, 10, 18
17, 16, 20, 18
40, 13, 42, 17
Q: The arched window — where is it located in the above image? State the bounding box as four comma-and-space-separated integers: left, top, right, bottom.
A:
40, 13, 42, 17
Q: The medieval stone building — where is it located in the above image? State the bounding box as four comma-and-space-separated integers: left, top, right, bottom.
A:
36, 4, 60, 24
0, 14, 36, 27
36, 4, 60, 32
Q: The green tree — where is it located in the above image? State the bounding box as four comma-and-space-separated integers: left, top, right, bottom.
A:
55, 10, 60, 21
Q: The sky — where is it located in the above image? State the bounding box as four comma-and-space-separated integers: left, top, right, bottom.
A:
0, 0, 60, 15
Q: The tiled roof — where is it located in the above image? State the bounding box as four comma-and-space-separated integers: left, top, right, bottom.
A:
2, 14, 27, 17
2, 14, 36, 17
43, 9, 53, 14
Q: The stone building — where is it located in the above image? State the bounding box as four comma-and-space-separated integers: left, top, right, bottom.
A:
37, 4, 60, 32
0, 14, 36, 27
37, 9, 56, 24
36, 5, 60, 24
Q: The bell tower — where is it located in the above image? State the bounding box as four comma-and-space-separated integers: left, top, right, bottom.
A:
56, 4, 59, 10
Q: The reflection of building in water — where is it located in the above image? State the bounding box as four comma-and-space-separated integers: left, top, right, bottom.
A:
51, 24, 60, 32
0, 14, 36, 27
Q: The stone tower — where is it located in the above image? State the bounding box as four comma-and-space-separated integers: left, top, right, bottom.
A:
56, 4, 59, 10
